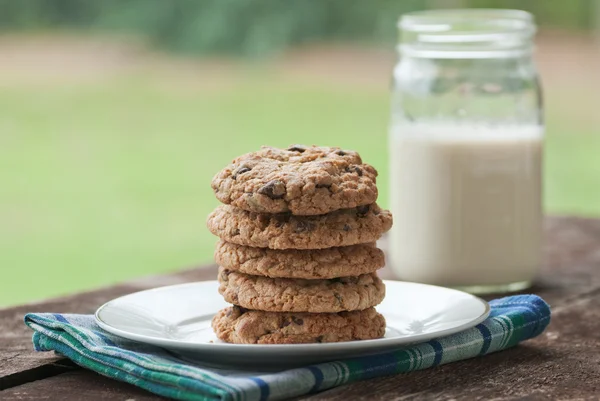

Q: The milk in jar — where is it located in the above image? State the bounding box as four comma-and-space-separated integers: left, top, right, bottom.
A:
389, 124, 542, 290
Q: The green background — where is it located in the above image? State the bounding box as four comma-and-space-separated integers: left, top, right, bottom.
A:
1, 0, 599, 306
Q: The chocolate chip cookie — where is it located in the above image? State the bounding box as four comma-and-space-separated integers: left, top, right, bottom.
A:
218, 267, 385, 313
211, 145, 378, 215
212, 306, 386, 344
207, 204, 392, 249
215, 241, 385, 279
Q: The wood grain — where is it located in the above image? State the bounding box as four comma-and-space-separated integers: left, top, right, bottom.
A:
2, 371, 165, 400
1, 216, 600, 399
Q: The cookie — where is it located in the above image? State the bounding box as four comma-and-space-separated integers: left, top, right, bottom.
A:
212, 306, 386, 344
218, 267, 385, 313
206, 204, 392, 250
215, 241, 385, 279
211, 145, 378, 215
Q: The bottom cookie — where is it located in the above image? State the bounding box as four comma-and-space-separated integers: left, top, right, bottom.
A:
212, 306, 386, 344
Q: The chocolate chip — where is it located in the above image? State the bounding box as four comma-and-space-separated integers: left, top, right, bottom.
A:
316, 335, 324, 343
334, 293, 343, 304
232, 166, 251, 179
257, 180, 286, 199
282, 320, 291, 328
292, 317, 304, 325
335, 150, 347, 156
343, 224, 351, 232
373, 208, 380, 215
236, 306, 249, 314
356, 205, 370, 217
287, 145, 307, 153
231, 228, 240, 236
345, 166, 363, 176
274, 213, 291, 228
257, 214, 271, 226
294, 220, 315, 233
315, 183, 331, 189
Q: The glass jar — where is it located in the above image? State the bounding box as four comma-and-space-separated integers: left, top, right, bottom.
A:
388, 9, 543, 294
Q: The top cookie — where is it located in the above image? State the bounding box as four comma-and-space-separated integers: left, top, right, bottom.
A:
211, 145, 378, 215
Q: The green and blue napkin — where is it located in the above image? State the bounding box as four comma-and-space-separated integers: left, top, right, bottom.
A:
25, 294, 550, 401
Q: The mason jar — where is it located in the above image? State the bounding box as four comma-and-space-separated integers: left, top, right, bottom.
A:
388, 9, 543, 293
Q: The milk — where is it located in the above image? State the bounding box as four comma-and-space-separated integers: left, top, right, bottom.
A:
389, 123, 543, 289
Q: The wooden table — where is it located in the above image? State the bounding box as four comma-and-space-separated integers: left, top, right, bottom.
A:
2, 216, 600, 400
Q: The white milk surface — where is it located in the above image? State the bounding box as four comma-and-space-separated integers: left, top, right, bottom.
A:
389, 123, 543, 287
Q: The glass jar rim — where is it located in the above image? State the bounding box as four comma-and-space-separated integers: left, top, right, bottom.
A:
398, 9, 536, 58
399, 9, 533, 31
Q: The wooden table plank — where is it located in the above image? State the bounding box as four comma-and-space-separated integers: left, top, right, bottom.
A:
2, 371, 166, 400
2, 216, 600, 399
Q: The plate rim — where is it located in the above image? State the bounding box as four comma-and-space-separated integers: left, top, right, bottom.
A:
95, 280, 491, 352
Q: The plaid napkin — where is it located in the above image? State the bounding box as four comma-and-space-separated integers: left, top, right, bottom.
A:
25, 294, 550, 401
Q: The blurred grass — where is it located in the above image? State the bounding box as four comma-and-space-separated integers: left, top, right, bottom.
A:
0, 64, 598, 307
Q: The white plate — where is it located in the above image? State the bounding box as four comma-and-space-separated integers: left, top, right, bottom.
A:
95, 280, 489, 367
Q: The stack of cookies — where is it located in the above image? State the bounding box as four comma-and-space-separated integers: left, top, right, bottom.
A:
207, 145, 392, 344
